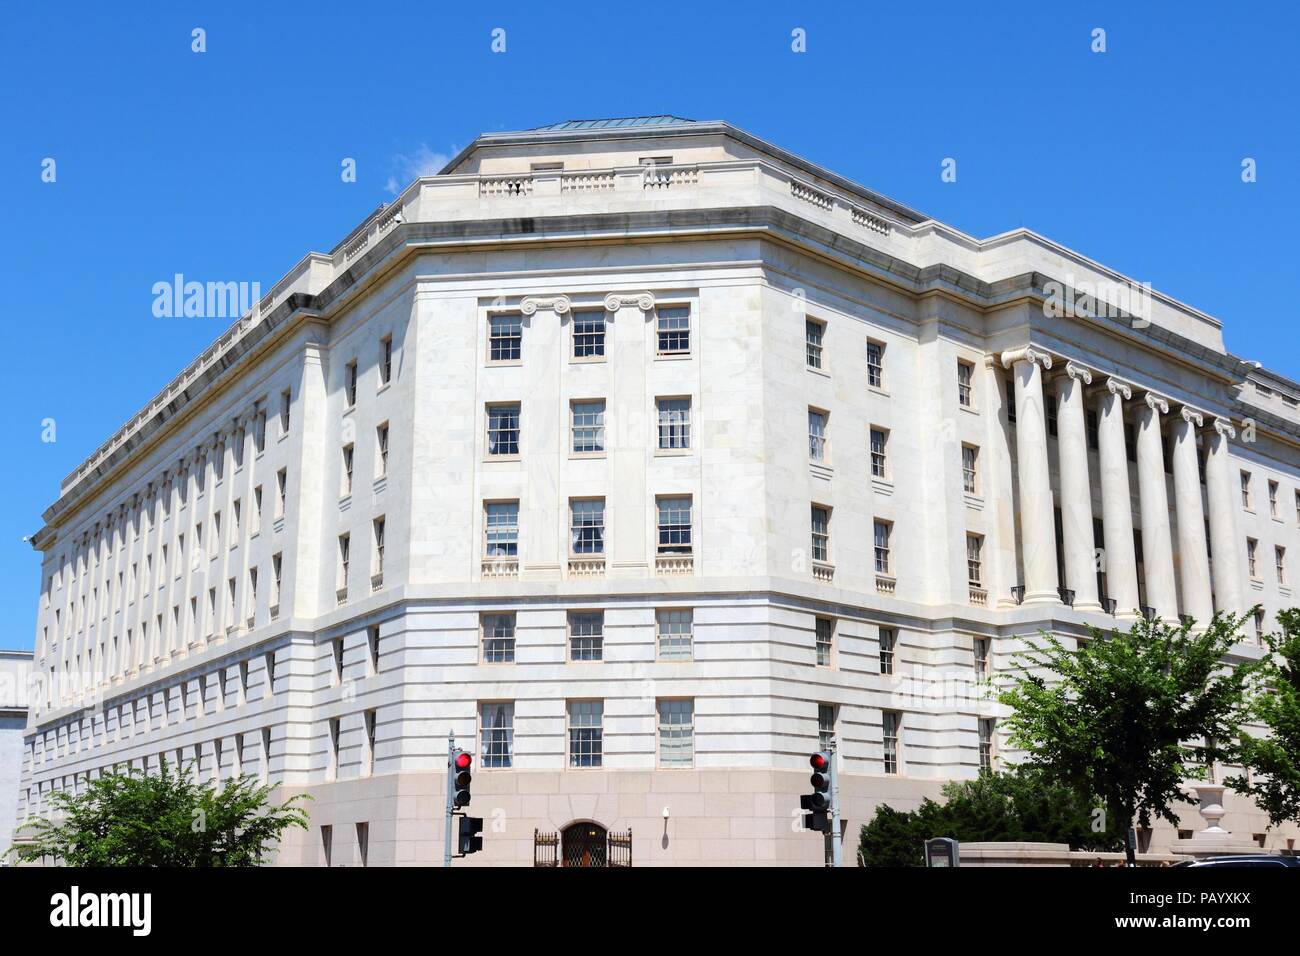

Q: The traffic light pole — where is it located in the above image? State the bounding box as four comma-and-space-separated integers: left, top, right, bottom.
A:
443, 732, 455, 868
829, 737, 842, 868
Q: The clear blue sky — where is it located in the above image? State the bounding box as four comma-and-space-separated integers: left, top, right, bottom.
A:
1, 1, 1296, 650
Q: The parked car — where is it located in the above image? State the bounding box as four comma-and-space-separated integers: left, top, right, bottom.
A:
1172, 854, 1300, 867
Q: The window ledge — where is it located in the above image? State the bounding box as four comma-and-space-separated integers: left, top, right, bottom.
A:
485, 360, 523, 369
875, 575, 897, 595
654, 447, 693, 457
568, 557, 606, 577
377, 382, 392, 396
484, 455, 522, 464
806, 367, 831, 380
654, 352, 692, 362
871, 477, 894, 496
964, 493, 984, 510
482, 559, 520, 578
810, 461, 834, 481
655, 554, 695, 575
812, 561, 835, 583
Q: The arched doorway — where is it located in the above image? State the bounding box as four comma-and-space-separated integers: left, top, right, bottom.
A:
562, 821, 607, 867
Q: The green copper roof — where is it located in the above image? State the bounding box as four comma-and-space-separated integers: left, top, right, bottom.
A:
528, 116, 696, 132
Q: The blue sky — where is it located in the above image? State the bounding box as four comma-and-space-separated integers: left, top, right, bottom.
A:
1, 1, 1296, 649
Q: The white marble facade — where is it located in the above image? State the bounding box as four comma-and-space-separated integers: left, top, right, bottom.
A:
19, 117, 1300, 865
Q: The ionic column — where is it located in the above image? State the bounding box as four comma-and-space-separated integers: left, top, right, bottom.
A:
1171, 407, 1213, 626
1001, 347, 1059, 604
1055, 362, 1100, 611
1135, 392, 1178, 621
1094, 378, 1140, 616
1205, 417, 1245, 618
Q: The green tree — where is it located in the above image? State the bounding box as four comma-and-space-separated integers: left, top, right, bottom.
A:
1227, 608, 1300, 827
857, 767, 1119, 867
7, 763, 309, 867
997, 613, 1258, 865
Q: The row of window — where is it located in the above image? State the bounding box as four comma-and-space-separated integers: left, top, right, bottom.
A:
485, 397, 692, 458
488, 307, 691, 364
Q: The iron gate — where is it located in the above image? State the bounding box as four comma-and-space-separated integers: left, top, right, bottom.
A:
533, 825, 632, 867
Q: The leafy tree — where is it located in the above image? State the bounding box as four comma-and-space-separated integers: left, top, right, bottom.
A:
7, 763, 309, 867
997, 613, 1258, 864
858, 767, 1120, 866
1227, 608, 1300, 827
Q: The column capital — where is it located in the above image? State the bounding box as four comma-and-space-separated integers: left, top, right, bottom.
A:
520, 294, 571, 316
1061, 361, 1093, 385
1212, 416, 1236, 439
603, 291, 655, 313
1142, 392, 1170, 415
1100, 376, 1132, 400
1000, 346, 1053, 371
1178, 406, 1205, 428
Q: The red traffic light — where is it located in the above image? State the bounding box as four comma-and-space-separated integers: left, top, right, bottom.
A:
809, 752, 828, 771
455, 752, 473, 770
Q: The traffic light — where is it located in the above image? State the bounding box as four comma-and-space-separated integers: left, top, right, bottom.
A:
452, 751, 473, 807
800, 752, 831, 832
458, 815, 484, 855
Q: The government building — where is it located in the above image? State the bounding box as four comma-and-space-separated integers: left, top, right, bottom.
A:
18, 117, 1300, 865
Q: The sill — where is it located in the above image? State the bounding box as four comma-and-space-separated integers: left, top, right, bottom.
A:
373, 476, 388, 493
654, 447, 692, 457
806, 366, 831, 380
484, 454, 522, 463
655, 352, 692, 361
655, 554, 694, 575
273, 516, 285, 534
343, 404, 355, 416
810, 461, 833, 482
871, 477, 894, 496
963, 493, 984, 510
569, 356, 607, 365
371, 572, 384, 592
959, 404, 980, 416
875, 575, 897, 595
377, 381, 392, 396
481, 558, 520, 578
485, 360, 523, 369
569, 452, 607, 461
567, 557, 606, 577
867, 385, 890, 398
277, 431, 289, 444
336, 586, 348, 605
811, 561, 835, 583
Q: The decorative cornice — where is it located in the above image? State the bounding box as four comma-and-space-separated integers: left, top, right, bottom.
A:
1213, 416, 1236, 440
603, 291, 656, 313
1062, 361, 1093, 385
520, 294, 571, 316
1143, 392, 1170, 415
1179, 406, 1205, 428
1000, 346, 1053, 371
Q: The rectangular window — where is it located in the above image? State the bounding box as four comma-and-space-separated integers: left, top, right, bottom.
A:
380, 335, 393, 385
342, 444, 354, 496
373, 517, 385, 578
1268, 480, 1279, 517
805, 318, 825, 369
656, 609, 693, 660
368, 625, 380, 673
488, 315, 522, 362
874, 520, 892, 574
973, 637, 990, 680
870, 427, 888, 478
961, 444, 978, 494
866, 339, 884, 389
271, 553, 282, 611
1241, 471, 1252, 510
1006, 381, 1017, 425
264, 651, 276, 696
882, 711, 901, 774
1295, 490, 1300, 525
657, 699, 694, 768
1277, 546, 1287, 585
332, 638, 344, 684
338, 534, 350, 591
321, 826, 333, 867
879, 627, 896, 675
568, 700, 603, 767
1247, 537, 1258, 578
484, 501, 519, 557
656, 496, 692, 555
655, 306, 690, 355
276, 469, 287, 519
656, 398, 691, 450
570, 499, 605, 555
252, 486, 262, 533
569, 612, 604, 661
280, 389, 291, 434
570, 400, 606, 454
957, 360, 973, 407
345, 360, 358, 406
572, 310, 606, 359
1255, 609, 1266, 644
356, 821, 369, 866
1047, 395, 1058, 438
967, 534, 983, 586
811, 505, 830, 563
815, 617, 834, 667
1086, 409, 1099, 450
487, 404, 520, 456
818, 703, 837, 752
376, 424, 389, 477
482, 613, 516, 663
978, 718, 995, 772
808, 409, 827, 461
479, 702, 514, 768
